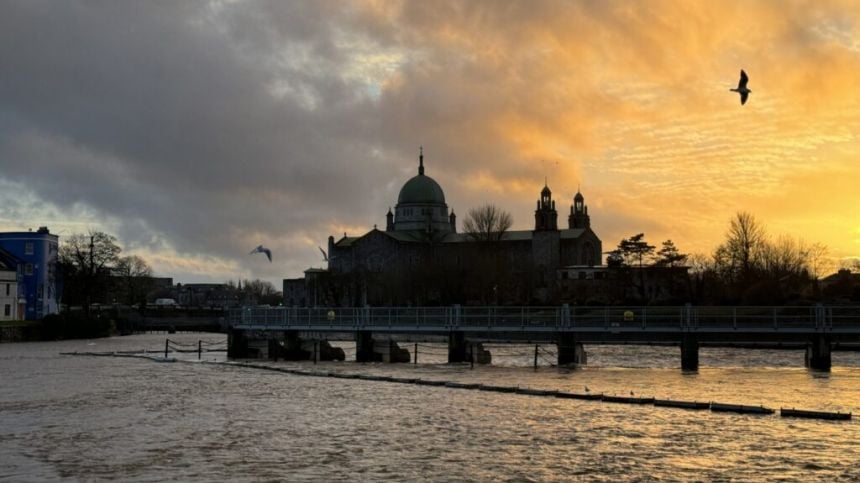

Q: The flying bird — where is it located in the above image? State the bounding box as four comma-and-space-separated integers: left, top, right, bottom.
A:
249, 245, 272, 262
318, 246, 329, 262
730, 69, 751, 105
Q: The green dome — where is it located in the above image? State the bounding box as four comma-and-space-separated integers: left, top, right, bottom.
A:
397, 174, 446, 204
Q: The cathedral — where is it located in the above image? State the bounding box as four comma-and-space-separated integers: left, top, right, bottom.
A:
285, 150, 602, 306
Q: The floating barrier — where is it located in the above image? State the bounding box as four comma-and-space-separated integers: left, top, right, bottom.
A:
654, 399, 710, 410
479, 385, 519, 394
555, 392, 602, 400
710, 403, 775, 415
390, 377, 420, 384
62, 352, 851, 422
780, 408, 852, 421
517, 388, 558, 397
414, 379, 447, 387
601, 395, 654, 405
444, 382, 481, 390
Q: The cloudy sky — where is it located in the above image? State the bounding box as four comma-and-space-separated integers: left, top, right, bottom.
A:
1, 0, 859, 284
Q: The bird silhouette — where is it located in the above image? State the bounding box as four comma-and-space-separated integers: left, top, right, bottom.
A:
249, 245, 272, 262
730, 69, 751, 105
584, 385, 590, 393
318, 246, 329, 262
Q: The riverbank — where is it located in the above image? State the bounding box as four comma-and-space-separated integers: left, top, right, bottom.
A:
0, 312, 116, 343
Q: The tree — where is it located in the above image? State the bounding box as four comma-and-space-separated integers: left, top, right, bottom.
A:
654, 239, 688, 267
462, 204, 513, 242
59, 231, 122, 310
721, 211, 767, 282
241, 279, 282, 305
114, 255, 154, 306
617, 233, 655, 267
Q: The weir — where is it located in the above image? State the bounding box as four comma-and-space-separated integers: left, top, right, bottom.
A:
227, 304, 860, 372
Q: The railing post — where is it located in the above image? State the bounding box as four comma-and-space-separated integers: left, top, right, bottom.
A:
164, 338, 169, 359
198, 340, 202, 360
684, 303, 692, 330
562, 304, 570, 329
814, 303, 823, 330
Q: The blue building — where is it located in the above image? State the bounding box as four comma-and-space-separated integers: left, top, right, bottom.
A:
0, 227, 60, 320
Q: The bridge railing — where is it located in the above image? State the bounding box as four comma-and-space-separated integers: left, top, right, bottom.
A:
227, 305, 860, 332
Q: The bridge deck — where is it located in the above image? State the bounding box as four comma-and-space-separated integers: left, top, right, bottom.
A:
229, 305, 860, 343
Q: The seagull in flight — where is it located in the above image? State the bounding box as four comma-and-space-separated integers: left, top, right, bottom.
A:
318, 246, 329, 262
730, 69, 751, 105
249, 245, 272, 262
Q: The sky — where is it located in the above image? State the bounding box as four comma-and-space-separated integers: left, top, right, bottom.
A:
1, 0, 859, 285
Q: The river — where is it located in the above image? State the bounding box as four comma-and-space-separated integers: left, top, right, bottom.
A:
1, 333, 859, 481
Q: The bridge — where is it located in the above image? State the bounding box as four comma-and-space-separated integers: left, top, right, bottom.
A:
226, 305, 860, 371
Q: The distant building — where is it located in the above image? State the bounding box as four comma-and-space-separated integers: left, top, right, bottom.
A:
0, 227, 59, 320
558, 265, 690, 305
821, 269, 860, 302
287, 150, 604, 306
167, 283, 249, 308
0, 252, 22, 320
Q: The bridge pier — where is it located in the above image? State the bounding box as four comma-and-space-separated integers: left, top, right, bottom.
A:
471, 343, 492, 364
227, 329, 249, 358
448, 331, 467, 363
681, 336, 699, 372
557, 334, 586, 366
355, 331, 410, 363
805, 335, 831, 372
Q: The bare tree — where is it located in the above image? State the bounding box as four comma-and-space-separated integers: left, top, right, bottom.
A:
720, 211, 767, 282
59, 230, 122, 310
114, 255, 154, 305
805, 243, 831, 279
462, 204, 513, 241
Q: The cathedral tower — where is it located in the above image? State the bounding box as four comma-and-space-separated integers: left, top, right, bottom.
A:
534, 182, 558, 231
568, 188, 590, 229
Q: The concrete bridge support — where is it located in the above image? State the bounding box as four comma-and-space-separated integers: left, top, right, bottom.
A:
681, 336, 699, 372
470, 343, 492, 364
557, 334, 587, 366
448, 331, 467, 363
227, 329, 249, 358
355, 331, 410, 363
805, 335, 832, 372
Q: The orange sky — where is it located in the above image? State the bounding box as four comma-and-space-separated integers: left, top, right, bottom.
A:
359, 0, 860, 270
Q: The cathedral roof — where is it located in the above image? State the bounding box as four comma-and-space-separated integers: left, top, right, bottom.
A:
397, 173, 446, 205
397, 147, 447, 205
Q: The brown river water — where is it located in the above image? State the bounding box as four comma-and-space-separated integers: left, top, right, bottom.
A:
1, 333, 859, 481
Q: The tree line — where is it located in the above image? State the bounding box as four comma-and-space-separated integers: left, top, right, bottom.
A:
608, 212, 837, 305
59, 230, 283, 309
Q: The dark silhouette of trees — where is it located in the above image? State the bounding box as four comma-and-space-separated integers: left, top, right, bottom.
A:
114, 255, 154, 306
463, 204, 513, 241
698, 212, 829, 304
59, 231, 122, 311
654, 239, 687, 267
240, 278, 281, 305
616, 233, 655, 267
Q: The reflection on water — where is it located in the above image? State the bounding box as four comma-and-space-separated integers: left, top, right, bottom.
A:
1, 334, 859, 481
